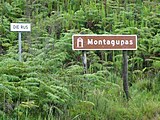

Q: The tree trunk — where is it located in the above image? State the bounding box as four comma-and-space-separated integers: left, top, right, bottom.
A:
104, 0, 107, 17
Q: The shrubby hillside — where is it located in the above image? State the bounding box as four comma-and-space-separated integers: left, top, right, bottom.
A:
0, 0, 160, 119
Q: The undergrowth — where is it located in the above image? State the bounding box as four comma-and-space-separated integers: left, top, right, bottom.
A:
0, 0, 160, 119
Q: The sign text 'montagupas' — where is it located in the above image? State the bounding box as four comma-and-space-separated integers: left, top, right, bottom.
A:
72, 35, 137, 50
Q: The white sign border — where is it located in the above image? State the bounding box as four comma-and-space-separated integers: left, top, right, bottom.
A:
72, 34, 137, 50
10, 23, 31, 32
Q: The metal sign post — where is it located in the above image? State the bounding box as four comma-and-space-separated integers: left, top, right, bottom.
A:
10, 23, 31, 62
82, 51, 87, 74
18, 32, 22, 62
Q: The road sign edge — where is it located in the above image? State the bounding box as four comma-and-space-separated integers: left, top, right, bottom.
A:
72, 34, 137, 50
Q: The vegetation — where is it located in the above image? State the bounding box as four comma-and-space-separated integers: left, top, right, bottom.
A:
0, 0, 160, 119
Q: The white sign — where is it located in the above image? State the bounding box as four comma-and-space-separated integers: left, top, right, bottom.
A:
10, 23, 31, 32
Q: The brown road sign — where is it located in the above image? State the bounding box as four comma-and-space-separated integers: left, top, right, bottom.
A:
72, 35, 137, 50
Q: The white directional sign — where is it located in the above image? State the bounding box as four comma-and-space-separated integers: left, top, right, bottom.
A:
10, 23, 31, 32
10, 23, 31, 62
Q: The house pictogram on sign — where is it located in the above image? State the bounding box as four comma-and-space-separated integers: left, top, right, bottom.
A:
77, 37, 84, 48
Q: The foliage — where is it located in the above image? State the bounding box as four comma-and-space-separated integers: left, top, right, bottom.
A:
0, 0, 160, 119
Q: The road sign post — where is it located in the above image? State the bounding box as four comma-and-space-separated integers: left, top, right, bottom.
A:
10, 23, 31, 62
72, 34, 137, 99
18, 32, 22, 62
82, 51, 87, 74
122, 50, 129, 99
